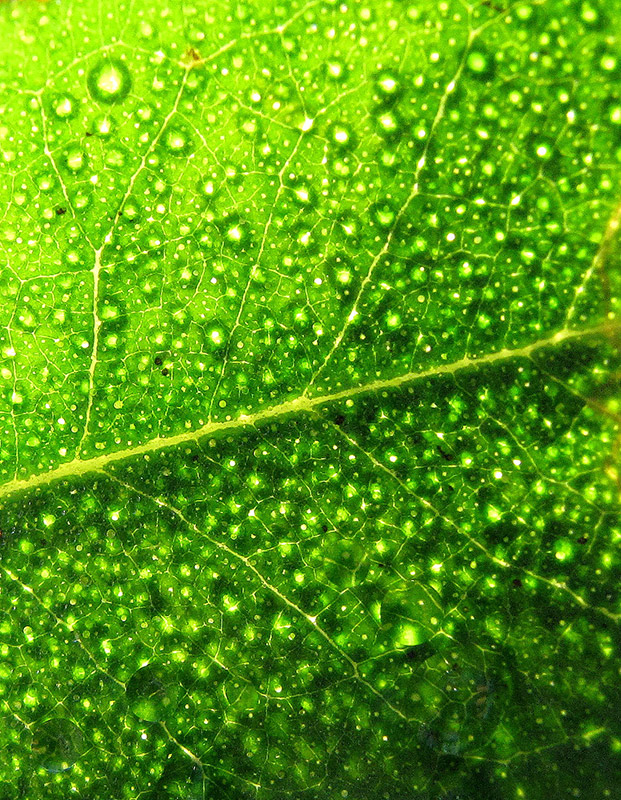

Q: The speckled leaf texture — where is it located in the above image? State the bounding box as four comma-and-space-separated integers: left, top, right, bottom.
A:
0, 0, 620, 798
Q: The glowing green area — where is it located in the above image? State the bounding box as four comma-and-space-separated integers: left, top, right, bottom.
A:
0, 1, 620, 798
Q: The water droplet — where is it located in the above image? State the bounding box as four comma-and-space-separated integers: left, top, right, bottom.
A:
199, 176, 218, 198
185, 68, 206, 94
138, 20, 156, 39
225, 220, 247, 245
325, 59, 345, 80
291, 182, 313, 205
205, 319, 229, 348
63, 147, 86, 172
239, 113, 260, 136
330, 123, 354, 148
580, 3, 599, 25
609, 104, 621, 125
92, 114, 115, 137
104, 148, 126, 168
31, 719, 85, 773
466, 50, 492, 77
371, 201, 396, 228
37, 172, 56, 192
534, 140, 554, 160
600, 54, 617, 73
51, 93, 77, 120
163, 126, 192, 156
375, 70, 400, 100
136, 103, 155, 122
375, 109, 401, 138
87, 58, 132, 104
126, 663, 179, 722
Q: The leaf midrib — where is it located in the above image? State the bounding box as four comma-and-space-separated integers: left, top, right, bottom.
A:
0, 321, 613, 500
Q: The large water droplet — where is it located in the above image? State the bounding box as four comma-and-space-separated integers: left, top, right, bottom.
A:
31, 718, 85, 773
87, 58, 132, 104
126, 663, 179, 722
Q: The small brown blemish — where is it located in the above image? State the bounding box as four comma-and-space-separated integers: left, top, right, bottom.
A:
182, 47, 202, 68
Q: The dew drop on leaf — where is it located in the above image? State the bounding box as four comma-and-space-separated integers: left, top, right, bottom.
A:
31, 718, 85, 773
376, 109, 401, 138
371, 201, 396, 228
164, 126, 192, 156
63, 146, 86, 172
325, 59, 345, 80
87, 58, 132, 104
104, 147, 126, 168
330, 123, 354, 148
126, 663, 179, 722
36, 172, 56, 192
375, 70, 400, 99
51, 93, 77, 119
92, 114, 115, 137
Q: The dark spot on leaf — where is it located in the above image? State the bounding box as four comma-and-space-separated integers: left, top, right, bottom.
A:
154, 356, 163, 366
182, 46, 202, 66
436, 445, 454, 461
404, 642, 434, 663
576, 536, 587, 544
321, 525, 328, 532
334, 414, 345, 426
56, 207, 67, 216
512, 578, 523, 588
161, 368, 170, 376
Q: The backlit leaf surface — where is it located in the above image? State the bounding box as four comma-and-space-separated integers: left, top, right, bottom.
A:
0, 1, 620, 798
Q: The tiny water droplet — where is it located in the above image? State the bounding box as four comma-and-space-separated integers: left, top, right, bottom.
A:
199, 177, 218, 197
63, 147, 86, 172
325, 59, 345, 80
87, 58, 132, 104
163, 126, 192, 156
466, 50, 492, 77
371, 201, 396, 228
105, 148, 126, 168
37, 172, 56, 192
330, 123, 354, 148
375, 70, 400, 99
375, 109, 401, 138
51, 93, 77, 119
92, 114, 115, 137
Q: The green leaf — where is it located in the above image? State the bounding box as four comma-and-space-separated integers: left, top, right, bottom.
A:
1, 1, 620, 797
